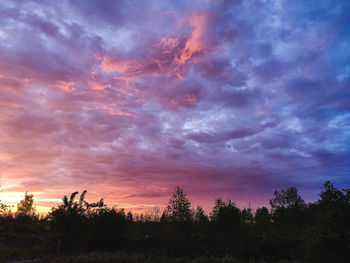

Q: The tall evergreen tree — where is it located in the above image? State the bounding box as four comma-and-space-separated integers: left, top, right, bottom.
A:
167, 186, 192, 222
194, 206, 209, 223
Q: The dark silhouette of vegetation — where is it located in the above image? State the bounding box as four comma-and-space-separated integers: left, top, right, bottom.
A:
306, 181, 350, 262
0, 200, 8, 214
211, 198, 241, 233
0, 182, 349, 263
49, 190, 126, 252
254, 206, 270, 234
270, 186, 306, 235
166, 186, 193, 223
16, 192, 36, 218
193, 206, 209, 224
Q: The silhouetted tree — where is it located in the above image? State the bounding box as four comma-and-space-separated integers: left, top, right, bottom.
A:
255, 207, 270, 225
127, 211, 133, 222
210, 197, 226, 221
194, 206, 209, 223
255, 206, 271, 234
87, 206, 127, 250
211, 198, 241, 233
241, 207, 253, 234
0, 199, 8, 214
160, 210, 168, 223
166, 186, 192, 223
49, 190, 106, 251
270, 187, 306, 232
270, 187, 305, 209
16, 192, 36, 218
307, 181, 350, 262
242, 207, 253, 224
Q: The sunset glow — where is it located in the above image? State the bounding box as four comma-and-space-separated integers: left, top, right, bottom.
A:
0, 0, 349, 214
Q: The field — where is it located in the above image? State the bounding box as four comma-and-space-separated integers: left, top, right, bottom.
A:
3, 250, 302, 263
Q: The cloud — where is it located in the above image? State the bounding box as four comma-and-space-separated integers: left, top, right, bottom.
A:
0, 0, 349, 212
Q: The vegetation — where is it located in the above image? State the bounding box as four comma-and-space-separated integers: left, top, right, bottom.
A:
16, 192, 36, 218
0, 181, 349, 262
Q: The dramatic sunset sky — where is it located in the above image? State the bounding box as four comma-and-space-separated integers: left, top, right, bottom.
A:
0, 0, 349, 213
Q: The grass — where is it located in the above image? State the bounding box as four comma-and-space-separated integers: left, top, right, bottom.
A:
37, 252, 300, 263
43, 253, 241, 263
0, 245, 301, 263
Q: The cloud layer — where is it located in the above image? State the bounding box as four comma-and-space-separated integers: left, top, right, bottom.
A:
0, 0, 349, 212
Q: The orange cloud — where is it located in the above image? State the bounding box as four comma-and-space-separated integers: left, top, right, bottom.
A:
105, 107, 139, 118
176, 14, 209, 65
0, 153, 15, 161
101, 56, 142, 75
55, 81, 75, 92
100, 13, 211, 80
88, 81, 109, 91
86, 103, 139, 118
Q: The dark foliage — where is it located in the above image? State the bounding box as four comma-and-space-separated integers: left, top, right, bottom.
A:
48, 191, 127, 252
166, 186, 193, 223
0, 182, 349, 262
306, 181, 350, 262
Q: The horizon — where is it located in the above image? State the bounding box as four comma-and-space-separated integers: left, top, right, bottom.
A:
0, 181, 338, 215
0, 0, 349, 214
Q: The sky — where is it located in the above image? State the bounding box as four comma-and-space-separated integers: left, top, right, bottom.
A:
0, 0, 349, 214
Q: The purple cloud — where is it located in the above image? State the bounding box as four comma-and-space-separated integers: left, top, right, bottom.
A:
0, 0, 349, 213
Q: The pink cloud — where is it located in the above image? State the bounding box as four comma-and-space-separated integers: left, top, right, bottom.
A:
100, 13, 215, 81
0, 0, 347, 215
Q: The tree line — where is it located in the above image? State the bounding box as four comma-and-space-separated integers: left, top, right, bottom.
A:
0, 181, 349, 262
